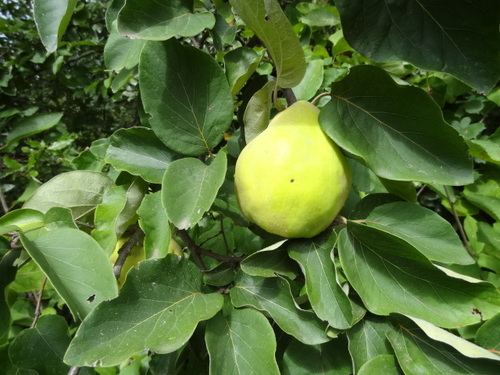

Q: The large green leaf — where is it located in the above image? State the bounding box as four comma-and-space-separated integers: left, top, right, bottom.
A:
338, 222, 500, 328
64, 255, 224, 367
33, 0, 77, 53
139, 39, 233, 156
229, 0, 306, 88
8, 315, 71, 375
362, 201, 474, 265
23, 171, 114, 219
288, 234, 353, 329
20, 228, 119, 320
2, 113, 63, 148
346, 316, 395, 373
117, 0, 215, 40
162, 152, 227, 230
205, 309, 280, 375
230, 272, 330, 345
320, 65, 473, 185
387, 319, 500, 374
281, 336, 352, 375
335, 0, 499, 93
105, 127, 178, 184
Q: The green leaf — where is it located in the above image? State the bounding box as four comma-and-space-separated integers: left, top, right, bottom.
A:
335, 0, 499, 93
338, 222, 500, 328
406, 315, 500, 361
319, 65, 473, 185
292, 59, 324, 101
0, 251, 19, 345
288, 234, 354, 329
281, 336, 352, 375
104, 21, 146, 71
43, 207, 78, 230
205, 309, 280, 375
0, 209, 44, 233
387, 320, 500, 374
230, 272, 330, 345
2, 113, 63, 148
229, 0, 306, 88
19, 228, 119, 320
357, 355, 403, 375
346, 316, 396, 373
476, 313, 500, 356
162, 152, 227, 230
138, 192, 171, 259
242, 80, 275, 143
33, 0, 77, 53
300, 8, 340, 28
362, 201, 474, 265
8, 315, 71, 374
224, 47, 262, 96
117, 0, 215, 40
23, 171, 114, 219
64, 255, 224, 367
240, 239, 297, 278
106, 127, 178, 184
139, 39, 233, 156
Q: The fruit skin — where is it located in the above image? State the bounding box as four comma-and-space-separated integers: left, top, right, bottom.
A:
234, 100, 351, 238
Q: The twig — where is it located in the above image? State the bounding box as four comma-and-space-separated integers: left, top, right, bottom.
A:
76, 221, 95, 229
68, 366, 81, 375
311, 92, 332, 106
219, 216, 231, 255
0, 186, 9, 214
30, 277, 48, 328
113, 226, 144, 279
282, 88, 297, 106
177, 230, 207, 270
444, 186, 475, 258
68, 50, 95, 62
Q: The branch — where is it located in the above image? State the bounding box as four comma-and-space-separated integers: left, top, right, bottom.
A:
282, 88, 297, 107
444, 186, 475, 258
113, 226, 144, 279
0, 186, 9, 214
30, 277, 48, 328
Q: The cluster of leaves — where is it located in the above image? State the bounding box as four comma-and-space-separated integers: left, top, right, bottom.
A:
0, 0, 139, 205
1, 0, 500, 374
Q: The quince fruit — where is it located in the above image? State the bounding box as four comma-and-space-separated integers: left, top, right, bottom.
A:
234, 100, 351, 238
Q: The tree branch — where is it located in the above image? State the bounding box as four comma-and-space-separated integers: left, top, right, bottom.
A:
113, 226, 144, 279
444, 186, 475, 258
30, 277, 48, 328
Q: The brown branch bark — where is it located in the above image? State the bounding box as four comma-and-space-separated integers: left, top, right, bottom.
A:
113, 226, 145, 279
30, 277, 48, 328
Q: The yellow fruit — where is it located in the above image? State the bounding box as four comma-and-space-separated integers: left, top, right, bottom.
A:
167, 237, 183, 256
234, 100, 351, 238
109, 236, 145, 285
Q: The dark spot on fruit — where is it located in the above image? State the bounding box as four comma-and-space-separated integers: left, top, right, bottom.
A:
290, 179, 295, 183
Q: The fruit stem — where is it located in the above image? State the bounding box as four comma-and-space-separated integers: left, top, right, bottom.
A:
311, 92, 332, 106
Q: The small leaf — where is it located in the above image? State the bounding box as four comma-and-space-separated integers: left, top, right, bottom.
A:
387, 320, 500, 374
23, 171, 114, 219
105, 127, 178, 184
33, 0, 77, 53
476, 313, 500, 356
104, 21, 146, 71
0, 209, 44, 233
224, 47, 262, 96
3, 113, 63, 148
241, 240, 297, 278
320, 65, 473, 185
230, 272, 330, 345
242, 80, 275, 143
20, 228, 119, 320
205, 309, 280, 375
338, 223, 500, 328
64, 255, 224, 367
346, 315, 396, 373
288, 234, 354, 329
363, 201, 474, 265
139, 39, 233, 156
282, 336, 352, 375
162, 152, 227, 230
292, 59, 324, 101
229, 0, 306, 88
335, 0, 500, 93
8, 315, 71, 374
357, 355, 403, 375
117, 0, 215, 40
138, 192, 171, 259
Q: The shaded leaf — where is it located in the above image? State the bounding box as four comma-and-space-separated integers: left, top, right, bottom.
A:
139, 39, 233, 156
224, 47, 262, 96
229, 0, 306, 88
23, 171, 114, 219
33, 0, 76, 53
104, 21, 146, 71
357, 355, 403, 375
117, 0, 215, 40
242, 80, 275, 143
205, 309, 280, 375
288, 234, 353, 329
338, 222, 500, 328
476, 313, 500, 356
8, 315, 71, 375
3, 113, 63, 148
138, 192, 171, 259
241, 240, 297, 278
162, 152, 227, 230
0, 251, 19, 345
320, 65, 473, 185
230, 272, 330, 345
20, 228, 119, 320
336, 0, 500, 93
64, 255, 224, 367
